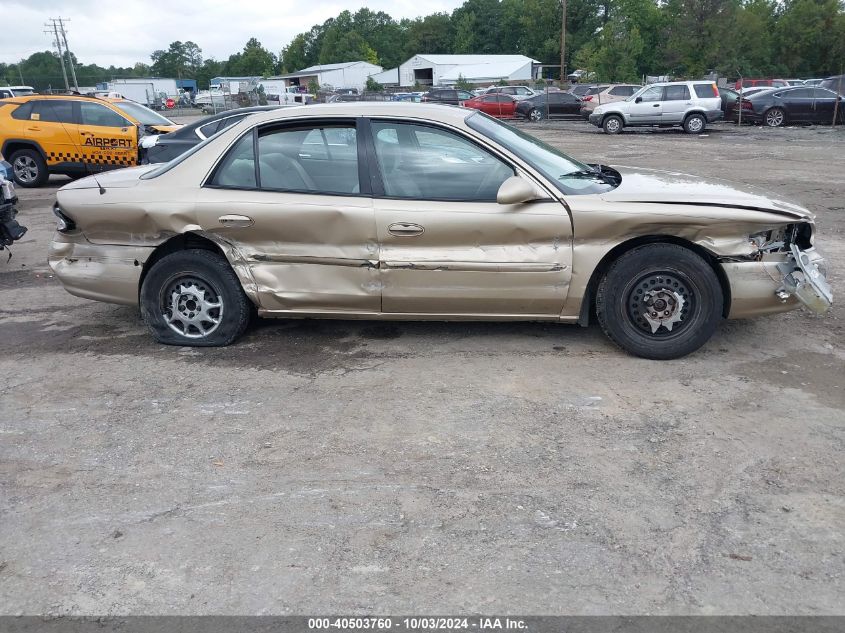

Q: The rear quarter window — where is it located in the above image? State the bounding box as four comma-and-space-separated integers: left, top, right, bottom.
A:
693, 84, 718, 98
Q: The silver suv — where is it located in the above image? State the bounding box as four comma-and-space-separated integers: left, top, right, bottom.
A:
588, 81, 723, 134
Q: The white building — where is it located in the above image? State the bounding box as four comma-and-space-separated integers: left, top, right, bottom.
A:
371, 54, 541, 88
268, 61, 383, 93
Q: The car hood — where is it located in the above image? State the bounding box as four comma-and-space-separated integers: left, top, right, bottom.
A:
60, 165, 158, 190
601, 167, 813, 221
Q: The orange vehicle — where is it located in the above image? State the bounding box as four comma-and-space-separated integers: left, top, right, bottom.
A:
0, 94, 180, 187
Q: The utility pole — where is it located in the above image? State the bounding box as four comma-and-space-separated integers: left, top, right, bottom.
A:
57, 18, 79, 92
560, 0, 567, 83
45, 20, 69, 91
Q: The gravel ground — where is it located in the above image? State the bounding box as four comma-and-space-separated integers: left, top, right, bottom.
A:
0, 119, 843, 616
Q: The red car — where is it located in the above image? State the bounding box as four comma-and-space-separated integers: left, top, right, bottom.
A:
463, 93, 518, 118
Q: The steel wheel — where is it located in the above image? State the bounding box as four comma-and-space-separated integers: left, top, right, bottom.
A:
603, 115, 623, 134
624, 271, 695, 337
162, 275, 223, 339
765, 107, 785, 127
595, 244, 723, 359
529, 108, 543, 121
684, 114, 705, 134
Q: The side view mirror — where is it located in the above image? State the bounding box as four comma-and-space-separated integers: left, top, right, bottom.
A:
497, 176, 540, 205
635, 96, 643, 104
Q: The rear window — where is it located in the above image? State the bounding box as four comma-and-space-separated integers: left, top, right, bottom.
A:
693, 84, 718, 98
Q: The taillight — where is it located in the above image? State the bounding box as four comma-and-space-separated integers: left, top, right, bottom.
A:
582, 95, 593, 101
741, 100, 754, 111
712, 82, 719, 97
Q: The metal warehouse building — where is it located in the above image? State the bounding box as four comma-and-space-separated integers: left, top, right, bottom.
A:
370, 54, 541, 87
268, 61, 383, 93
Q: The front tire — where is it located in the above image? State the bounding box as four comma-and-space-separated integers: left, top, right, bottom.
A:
10, 149, 48, 187
602, 115, 623, 134
683, 113, 706, 134
595, 244, 723, 360
764, 107, 785, 127
140, 249, 252, 347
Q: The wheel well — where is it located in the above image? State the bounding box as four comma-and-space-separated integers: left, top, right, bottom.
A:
2, 140, 46, 161
684, 111, 706, 121
578, 235, 732, 326
138, 232, 225, 296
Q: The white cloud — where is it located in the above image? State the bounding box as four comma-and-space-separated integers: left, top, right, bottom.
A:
2, 0, 464, 67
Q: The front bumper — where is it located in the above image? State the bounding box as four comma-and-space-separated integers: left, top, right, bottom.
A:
588, 113, 603, 127
722, 247, 832, 319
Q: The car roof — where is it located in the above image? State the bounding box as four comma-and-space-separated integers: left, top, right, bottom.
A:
240, 102, 473, 127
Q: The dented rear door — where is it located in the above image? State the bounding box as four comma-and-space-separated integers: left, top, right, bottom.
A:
195, 121, 380, 314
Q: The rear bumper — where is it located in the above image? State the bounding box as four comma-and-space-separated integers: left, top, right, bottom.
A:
705, 109, 723, 122
48, 232, 152, 306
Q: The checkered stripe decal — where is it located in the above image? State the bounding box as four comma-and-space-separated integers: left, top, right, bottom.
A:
48, 151, 135, 166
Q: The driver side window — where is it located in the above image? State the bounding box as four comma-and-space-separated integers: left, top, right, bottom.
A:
370, 121, 513, 201
639, 86, 664, 102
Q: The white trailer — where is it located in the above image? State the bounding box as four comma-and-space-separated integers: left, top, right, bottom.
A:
106, 81, 155, 106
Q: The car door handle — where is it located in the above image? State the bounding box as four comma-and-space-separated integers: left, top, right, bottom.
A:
388, 222, 424, 237
652, 104, 660, 107
218, 214, 254, 228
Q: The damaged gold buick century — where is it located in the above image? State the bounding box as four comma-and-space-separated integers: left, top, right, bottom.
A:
47, 103, 832, 359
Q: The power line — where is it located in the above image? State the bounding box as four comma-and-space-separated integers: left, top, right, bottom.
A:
44, 17, 78, 91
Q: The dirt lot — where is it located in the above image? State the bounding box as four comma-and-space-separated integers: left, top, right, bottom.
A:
1, 119, 843, 616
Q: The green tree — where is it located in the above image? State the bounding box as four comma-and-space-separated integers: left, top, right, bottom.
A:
224, 38, 277, 76
774, 0, 845, 76
366, 76, 384, 91
151, 41, 203, 78
455, 74, 474, 90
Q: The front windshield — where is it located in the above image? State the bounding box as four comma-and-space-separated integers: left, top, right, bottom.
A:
465, 111, 615, 194
113, 101, 174, 126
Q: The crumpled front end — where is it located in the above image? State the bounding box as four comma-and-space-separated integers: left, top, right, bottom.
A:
721, 224, 832, 318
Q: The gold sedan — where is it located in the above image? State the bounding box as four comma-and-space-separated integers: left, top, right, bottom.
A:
48, 103, 832, 359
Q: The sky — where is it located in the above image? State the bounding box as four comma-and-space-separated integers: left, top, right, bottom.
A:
2, 0, 465, 67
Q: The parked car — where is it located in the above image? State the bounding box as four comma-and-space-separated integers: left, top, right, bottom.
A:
567, 69, 593, 82
141, 106, 281, 164
0, 93, 180, 187
516, 92, 582, 120
589, 81, 722, 134
820, 74, 845, 96
484, 85, 536, 100
421, 88, 475, 105
392, 93, 421, 102
803, 79, 824, 86
569, 84, 599, 98
463, 93, 518, 118
47, 103, 831, 359
736, 86, 844, 126
734, 78, 789, 90
0, 86, 34, 99
785, 79, 804, 86
718, 87, 741, 119
739, 86, 775, 97
579, 84, 641, 118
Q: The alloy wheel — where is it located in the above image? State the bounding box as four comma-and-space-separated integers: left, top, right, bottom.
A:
162, 275, 224, 339
13, 156, 38, 184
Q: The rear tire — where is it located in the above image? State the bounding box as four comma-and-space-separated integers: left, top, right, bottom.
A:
603, 115, 623, 134
595, 244, 723, 360
10, 149, 48, 188
683, 113, 706, 134
764, 107, 785, 127
140, 249, 252, 347
529, 108, 543, 121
